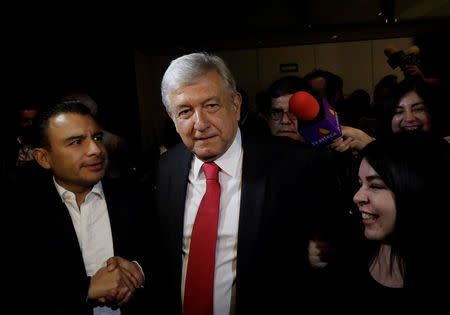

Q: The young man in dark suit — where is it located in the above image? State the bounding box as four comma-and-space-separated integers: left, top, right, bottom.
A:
13, 101, 146, 315
149, 52, 339, 315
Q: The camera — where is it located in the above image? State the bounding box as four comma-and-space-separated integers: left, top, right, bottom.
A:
384, 45, 421, 74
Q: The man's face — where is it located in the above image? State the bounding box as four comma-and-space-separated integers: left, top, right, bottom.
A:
34, 113, 108, 193
268, 94, 303, 141
167, 70, 241, 162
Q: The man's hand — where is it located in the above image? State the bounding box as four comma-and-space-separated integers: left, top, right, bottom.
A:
308, 237, 339, 269
88, 266, 123, 300
329, 136, 353, 153
330, 126, 375, 153
100, 256, 145, 306
404, 65, 425, 80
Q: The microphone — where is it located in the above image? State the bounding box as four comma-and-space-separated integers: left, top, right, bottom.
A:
289, 91, 342, 147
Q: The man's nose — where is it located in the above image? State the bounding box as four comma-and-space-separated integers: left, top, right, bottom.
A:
86, 138, 102, 155
193, 109, 210, 131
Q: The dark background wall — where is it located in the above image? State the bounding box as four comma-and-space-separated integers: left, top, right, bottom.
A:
8, 38, 142, 154
5, 0, 450, 157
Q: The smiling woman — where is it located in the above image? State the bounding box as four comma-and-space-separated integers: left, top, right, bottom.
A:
378, 78, 445, 138
340, 131, 450, 307
354, 159, 397, 242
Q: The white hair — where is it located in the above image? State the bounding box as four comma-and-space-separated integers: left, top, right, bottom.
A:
161, 52, 237, 114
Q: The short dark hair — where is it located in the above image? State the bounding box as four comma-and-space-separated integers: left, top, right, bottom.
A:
374, 74, 398, 91
390, 79, 439, 114
32, 100, 93, 149
259, 75, 308, 115
379, 78, 443, 136
304, 69, 343, 103
267, 75, 307, 99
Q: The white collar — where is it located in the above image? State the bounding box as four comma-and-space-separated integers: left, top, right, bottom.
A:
192, 128, 242, 180
53, 177, 104, 203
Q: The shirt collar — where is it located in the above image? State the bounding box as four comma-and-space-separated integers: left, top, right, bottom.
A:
53, 177, 105, 203
193, 128, 242, 180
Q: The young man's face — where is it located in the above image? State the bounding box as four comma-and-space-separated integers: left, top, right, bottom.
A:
34, 113, 108, 192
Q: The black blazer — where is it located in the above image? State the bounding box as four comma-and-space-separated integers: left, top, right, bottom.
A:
149, 131, 338, 314
13, 175, 147, 315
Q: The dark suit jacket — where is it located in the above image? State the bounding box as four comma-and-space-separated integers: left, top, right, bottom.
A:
13, 175, 147, 315
149, 131, 339, 314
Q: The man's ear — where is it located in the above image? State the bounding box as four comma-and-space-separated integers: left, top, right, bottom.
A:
166, 108, 173, 120
233, 92, 242, 121
32, 148, 52, 170
166, 108, 180, 134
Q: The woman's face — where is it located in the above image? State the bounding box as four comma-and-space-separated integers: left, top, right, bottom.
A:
353, 158, 397, 241
391, 91, 432, 133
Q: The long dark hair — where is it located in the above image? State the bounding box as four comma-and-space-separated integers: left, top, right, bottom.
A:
359, 132, 449, 287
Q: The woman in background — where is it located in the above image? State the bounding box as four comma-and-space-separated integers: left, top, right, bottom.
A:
331, 78, 449, 153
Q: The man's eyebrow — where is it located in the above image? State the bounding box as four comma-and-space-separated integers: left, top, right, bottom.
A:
63, 134, 85, 143
201, 97, 218, 104
175, 104, 191, 110
174, 97, 219, 111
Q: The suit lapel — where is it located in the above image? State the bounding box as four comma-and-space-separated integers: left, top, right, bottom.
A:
166, 145, 192, 238
43, 179, 86, 273
171, 146, 192, 227
237, 132, 267, 277
161, 144, 193, 293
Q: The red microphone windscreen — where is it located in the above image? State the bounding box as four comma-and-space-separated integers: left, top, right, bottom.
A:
289, 91, 320, 121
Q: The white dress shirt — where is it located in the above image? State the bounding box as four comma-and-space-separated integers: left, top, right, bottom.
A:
182, 128, 243, 315
54, 179, 120, 315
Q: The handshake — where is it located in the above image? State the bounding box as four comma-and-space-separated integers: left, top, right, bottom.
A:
88, 256, 145, 308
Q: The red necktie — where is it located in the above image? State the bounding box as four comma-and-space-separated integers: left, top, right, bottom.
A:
184, 162, 221, 315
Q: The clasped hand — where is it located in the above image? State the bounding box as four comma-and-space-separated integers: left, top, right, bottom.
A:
88, 256, 145, 307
